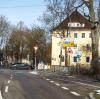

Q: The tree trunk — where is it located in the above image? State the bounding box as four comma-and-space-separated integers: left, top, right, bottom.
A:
88, 0, 100, 75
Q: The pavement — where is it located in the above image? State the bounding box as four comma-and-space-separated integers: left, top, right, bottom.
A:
38, 70, 100, 99
0, 69, 99, 99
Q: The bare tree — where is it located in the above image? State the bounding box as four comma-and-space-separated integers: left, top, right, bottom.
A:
0, 16, 11, 47
82, 0, 100, 76
26, 26, 46, 63
42, 0, 78, 69
7, 22, 29, 63
43, 0, 100, 74
43, 0, 78, 31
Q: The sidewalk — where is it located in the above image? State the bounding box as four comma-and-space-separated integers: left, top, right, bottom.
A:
38, 70, 100, 99
89, 90, 100, 99
38, 69, 100, 87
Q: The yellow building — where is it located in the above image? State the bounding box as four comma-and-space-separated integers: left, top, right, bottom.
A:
52, 11, 93, 67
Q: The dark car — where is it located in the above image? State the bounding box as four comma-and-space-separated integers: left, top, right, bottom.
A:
10, 63, 34, 70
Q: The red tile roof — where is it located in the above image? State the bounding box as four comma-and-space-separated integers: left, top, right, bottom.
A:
53, 10, 92, 31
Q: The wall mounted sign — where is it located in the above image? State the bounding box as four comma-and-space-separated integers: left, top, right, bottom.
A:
63, 38, 74, 47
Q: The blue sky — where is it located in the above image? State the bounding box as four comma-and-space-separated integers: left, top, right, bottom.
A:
0, 0, 99, 28
0, 0, 46, 27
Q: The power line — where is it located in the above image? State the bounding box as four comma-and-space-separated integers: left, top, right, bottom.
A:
0, 5, 47, 9
0, 0, 33, 3
0, 0, 32, 2
0, 0, 41, 3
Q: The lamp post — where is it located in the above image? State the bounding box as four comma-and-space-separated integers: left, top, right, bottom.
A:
34, 46, 38, 71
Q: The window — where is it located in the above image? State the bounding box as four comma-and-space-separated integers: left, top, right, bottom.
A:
89, 33, 91, 38
82, 33, 85, 38
74, 33, 78, 38
86, 57, 90, 62
73, 57, 77, 62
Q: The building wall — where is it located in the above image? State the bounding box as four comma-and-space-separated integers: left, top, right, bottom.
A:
51, 32, 65, 66
66, 30, 92, 67
51, 29, 92, 67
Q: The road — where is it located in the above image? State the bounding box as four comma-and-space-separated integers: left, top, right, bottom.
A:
0, 69, 99, 99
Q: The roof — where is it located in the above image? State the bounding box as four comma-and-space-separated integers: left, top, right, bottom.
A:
53, 10, 92, 31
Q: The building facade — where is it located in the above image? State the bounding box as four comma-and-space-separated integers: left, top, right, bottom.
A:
51, 11, 93, 67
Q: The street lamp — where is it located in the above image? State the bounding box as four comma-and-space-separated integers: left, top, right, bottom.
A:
34, 46, 38, 70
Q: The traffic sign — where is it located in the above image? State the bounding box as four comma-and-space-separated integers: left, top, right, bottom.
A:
63, 38, 74, 47
66, 47, 73, 53
76, 51, 82, 60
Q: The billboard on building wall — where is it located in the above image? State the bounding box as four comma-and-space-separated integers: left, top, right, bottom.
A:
63, 38, 74, 47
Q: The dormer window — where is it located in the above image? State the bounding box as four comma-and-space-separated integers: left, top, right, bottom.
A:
68, 22, 85, 27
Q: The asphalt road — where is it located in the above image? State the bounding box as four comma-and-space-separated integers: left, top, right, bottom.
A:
0, 69, 99, 99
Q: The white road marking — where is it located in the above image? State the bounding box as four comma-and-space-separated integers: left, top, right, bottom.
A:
68, 76, 76, 78
70, 80, 100, 88
61, 87, 69, 90
70, 91, 80, 96
29, 71, 38, 75
89, 92, 95, 99
46, 79, 50, 81
5, 86, 9, 93
0, 91, 2, 99
55, 77, 100, 88
50, 80, 54, 83
8, 80, 11, 84
55, 83, 60, 86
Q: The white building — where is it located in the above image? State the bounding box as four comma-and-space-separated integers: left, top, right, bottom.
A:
52, 11, 94, 67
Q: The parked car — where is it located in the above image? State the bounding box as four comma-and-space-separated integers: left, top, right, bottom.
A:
10, 63, 34, 70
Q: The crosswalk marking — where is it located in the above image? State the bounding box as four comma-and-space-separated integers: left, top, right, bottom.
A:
61, 87, 69, 90
70, 91, 80, 96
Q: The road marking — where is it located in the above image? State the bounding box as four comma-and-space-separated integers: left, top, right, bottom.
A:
70, 91, 80, 96
89, 92, 95, 99
61, 87, 69, 90
70, 80, 100, 88
0, 91, 2, 99
29, 71, 38, 75
50, 80, 54, 83
55, 83, 60, 86
55, 77, 100, 88
46, 79, 50, 81
8, 80, 11, 84
5, 86, 9, 93
68, 76, 76, 78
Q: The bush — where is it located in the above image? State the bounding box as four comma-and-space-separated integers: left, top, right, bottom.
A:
68, 65, 92, 76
